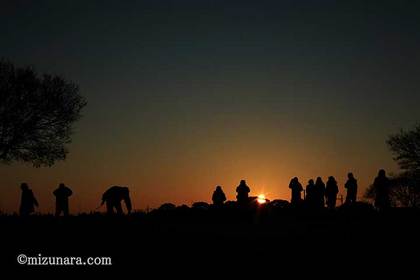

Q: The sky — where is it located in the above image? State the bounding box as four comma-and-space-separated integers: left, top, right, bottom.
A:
1, 0, 420, 213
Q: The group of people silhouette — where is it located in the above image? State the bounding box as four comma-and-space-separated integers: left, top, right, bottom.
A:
211, 179, 251, 206
288, 173, 357, 209
212, 170, 390, 210
18, 169, 392, 216
19, 183, 73, 216
19, 184, 132, 216
209, 176, 352, 210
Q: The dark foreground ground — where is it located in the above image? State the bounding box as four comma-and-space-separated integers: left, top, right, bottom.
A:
1, 204, 420, 276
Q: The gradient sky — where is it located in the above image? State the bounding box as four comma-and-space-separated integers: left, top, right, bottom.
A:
1, 0, 420, 213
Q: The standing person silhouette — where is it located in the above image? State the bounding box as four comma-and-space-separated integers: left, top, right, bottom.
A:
236, 180, 250, 205
305, 179, 316, 208
289, 177, 303, 206
374, 169, 391, 210
315, 177, 326, 209
344, 173, 358, 205
19, 183, 38, 216
53, 183, 73, 216
325, 176, 339, 209
212, 186, 227, 207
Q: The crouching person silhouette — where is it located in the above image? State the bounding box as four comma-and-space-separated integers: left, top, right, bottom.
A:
101, 186, 132, 215
53, 183, 73, 216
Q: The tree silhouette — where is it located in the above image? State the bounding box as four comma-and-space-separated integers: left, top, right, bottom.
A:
365, 174, 420, 207
385, 124, 420, 207
387, 124, 420, 173
390, 174, 420, 207
0, 60, 86, 167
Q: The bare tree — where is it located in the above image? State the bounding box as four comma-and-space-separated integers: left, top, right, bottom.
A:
364, 174, 420, 208
0, 60, 87, 167
391, 173, 420, 207
387, 124, 420, 173
364, 125, 420, 207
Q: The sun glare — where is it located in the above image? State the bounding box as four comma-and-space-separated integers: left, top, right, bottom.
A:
257, 194, 266, 204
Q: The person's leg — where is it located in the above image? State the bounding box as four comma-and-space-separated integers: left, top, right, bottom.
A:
55, 203, 61, 217
20, 208, 28, 216
351, 192, 357, 204
63, 203, 69, 216
345, 193, 350, 205
115, 202, 123, 215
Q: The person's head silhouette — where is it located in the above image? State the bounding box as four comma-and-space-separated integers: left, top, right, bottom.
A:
348, 172, 354, 179
240, 180, 246, 185
308, 179, 314, 185
59, 183, 65, 188
378, 169, 386, 177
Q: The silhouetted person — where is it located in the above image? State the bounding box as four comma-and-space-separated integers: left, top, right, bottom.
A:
315, 177, 326, 208
53, 183, 73, 216
101, 186, 132, 215
289, 177, 303, 206
236, 180, 250, 205
325, 176, 339, 209
212, 186, 227, 207
344, 173, 358, 205
373, 169, 391, 210
305, 179, 316, 208
19, 183, 38, 216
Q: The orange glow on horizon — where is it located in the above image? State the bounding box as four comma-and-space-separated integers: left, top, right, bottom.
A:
257, 194, 266, 204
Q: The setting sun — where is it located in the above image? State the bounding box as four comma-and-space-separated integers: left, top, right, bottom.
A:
257, 194, 267, 204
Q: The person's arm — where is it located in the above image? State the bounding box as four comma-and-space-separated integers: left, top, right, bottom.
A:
124, 195, 132, 213
373, 178, 378, 192
32, 192, 39, 207
101, 193, 106, 205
